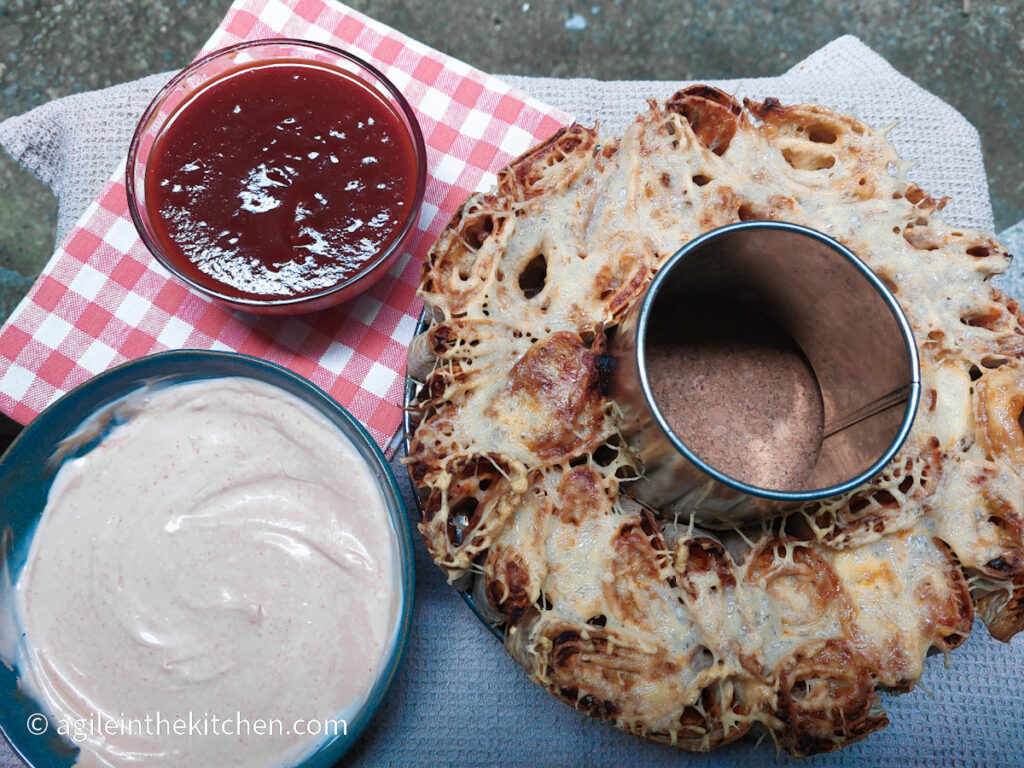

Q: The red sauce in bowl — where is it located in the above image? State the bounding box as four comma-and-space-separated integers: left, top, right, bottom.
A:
144, 60, 419, 301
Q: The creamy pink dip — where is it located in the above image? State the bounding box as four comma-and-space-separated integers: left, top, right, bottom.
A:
12, 377, 398, 767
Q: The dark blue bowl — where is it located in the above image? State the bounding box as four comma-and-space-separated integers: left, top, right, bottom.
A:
0, 350, 414, 768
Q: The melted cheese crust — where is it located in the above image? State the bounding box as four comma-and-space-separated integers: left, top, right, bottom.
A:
407, 86, 1018, 756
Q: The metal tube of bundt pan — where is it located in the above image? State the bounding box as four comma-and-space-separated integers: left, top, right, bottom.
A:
610, 221, 921, 526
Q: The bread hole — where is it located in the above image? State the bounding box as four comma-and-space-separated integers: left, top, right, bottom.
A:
737, 203, 761, 222
446, 496, 480, 546
874, 490, 897, 508
892, 192, 903, 199
967, 245, 992, 259
986, 554, 1018, 575
679, 706, 705, 727
791, 679, 811, 701
568, 454, 589, 467
478, 477, 492, 491
586, 614, 607, 627
496, 270, 504, 282
692, 173, 712, 187
898, 475, 914, 494
849, 496, 870, 515
614, 464, 638, 480
981, 356, 1009, 369
518, 253, 547, 299
961, 307, 1003, 331
807, 123, 838, 144
538, 592, 553, 611
592, 443, 619, 467
782, 146, 836, 170
463, 213, 495, 250
969, 365, 983, 382
693, 646, 715, 672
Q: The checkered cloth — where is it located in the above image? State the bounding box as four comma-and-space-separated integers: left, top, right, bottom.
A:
0, 0, 568, 447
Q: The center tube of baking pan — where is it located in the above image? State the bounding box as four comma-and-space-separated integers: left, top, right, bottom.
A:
610, 221, 921, 526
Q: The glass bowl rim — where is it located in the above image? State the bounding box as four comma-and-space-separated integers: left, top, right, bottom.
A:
125, 38, 428, 310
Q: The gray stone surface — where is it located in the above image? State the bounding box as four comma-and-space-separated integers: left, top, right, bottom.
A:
1, 0, 1023, 280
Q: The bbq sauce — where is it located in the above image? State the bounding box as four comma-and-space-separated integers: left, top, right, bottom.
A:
145, 60, 418, 300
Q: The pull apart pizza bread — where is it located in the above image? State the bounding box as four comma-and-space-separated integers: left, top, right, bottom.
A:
405, 85, 1021, 756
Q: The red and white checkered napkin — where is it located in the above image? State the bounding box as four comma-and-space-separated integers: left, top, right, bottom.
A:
0, 0, 569, 447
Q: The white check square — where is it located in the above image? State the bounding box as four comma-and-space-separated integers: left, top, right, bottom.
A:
68, 263, 107, 302
36, 314, 74, 348
103, 217, 141, 253
114, 293, 151, 328
156, 316, 192, 349
461, 108, 493, 140
433, 155, 467, 185
0, 363, 36, 402
79, 339, 119, 374
320, 341, 354, 375
363, 362, 397, 398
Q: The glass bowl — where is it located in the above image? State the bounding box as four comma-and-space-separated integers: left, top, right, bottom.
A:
126, 39, 427, 315
0, 350, 415, 767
